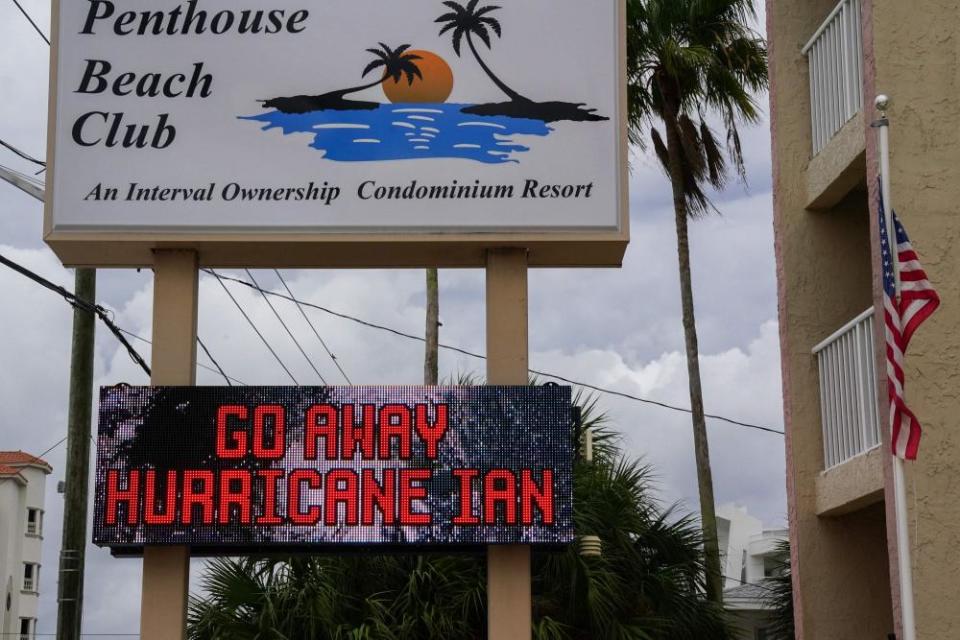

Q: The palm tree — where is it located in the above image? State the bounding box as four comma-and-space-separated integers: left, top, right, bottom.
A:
436, 1, 530, 103
626, 0, 768, 605
263, 43, 423, 114
762, 540, 795, 640
188, 396, 733, 639
329, 43, 423, 99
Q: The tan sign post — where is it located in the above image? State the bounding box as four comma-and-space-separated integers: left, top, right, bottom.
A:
45, 0, 628, 637
486, 249, 532, 637
143, 250, 198, 639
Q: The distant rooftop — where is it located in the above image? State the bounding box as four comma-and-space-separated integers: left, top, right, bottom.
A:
0, 451, 53, 472
0, 464, 27, 484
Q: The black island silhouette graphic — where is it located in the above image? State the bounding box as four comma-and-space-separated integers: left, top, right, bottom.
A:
262, 1, 608, 124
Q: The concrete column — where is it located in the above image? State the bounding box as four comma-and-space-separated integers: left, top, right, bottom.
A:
485, 248, 531, 640
140, 250, 198, 640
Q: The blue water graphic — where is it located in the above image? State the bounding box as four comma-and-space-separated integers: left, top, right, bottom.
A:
240, 103, 553, 164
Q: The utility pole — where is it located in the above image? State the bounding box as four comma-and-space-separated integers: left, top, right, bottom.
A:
0, 166, 97, 640
424, 268, 439, 385
56, 268, 96, 640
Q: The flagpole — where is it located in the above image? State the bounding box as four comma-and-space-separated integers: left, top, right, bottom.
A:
875, 94, 917, 640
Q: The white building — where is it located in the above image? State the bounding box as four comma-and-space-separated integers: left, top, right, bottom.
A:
0, 452, 52, 640
716, 504, 789, 640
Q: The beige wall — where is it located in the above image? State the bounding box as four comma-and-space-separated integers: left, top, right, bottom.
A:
768, 0, 893, 637
771, 0, 960, 637
867, 1, 960, 637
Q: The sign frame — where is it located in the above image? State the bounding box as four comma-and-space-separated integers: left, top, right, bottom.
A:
43, 0, 630, 269
93, 384, 576, 556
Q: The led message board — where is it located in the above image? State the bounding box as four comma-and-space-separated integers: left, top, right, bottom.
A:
94, 386, 574, 554
44, 0, 629, 268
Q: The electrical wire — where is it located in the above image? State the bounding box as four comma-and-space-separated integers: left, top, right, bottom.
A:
119, 329, 247, 386
0, 252, 151, 376
197, 336, 233, 386
33, 436, 68, 461
0, 137, 46, 167
5, 0, 778, 438
9, 0, 50, 45
204, 270, 784, 436
245, 269, 327, 384
274, 269, 351, 384
209, 269, 299, 385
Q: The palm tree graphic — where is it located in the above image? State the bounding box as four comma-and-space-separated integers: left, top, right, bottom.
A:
436, 0, 529, 103
333, 43, 424, 99
262, 43, 422, 113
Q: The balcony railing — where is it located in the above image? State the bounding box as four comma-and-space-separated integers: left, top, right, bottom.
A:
803, 0, 864, 155
812, 308, 881, 469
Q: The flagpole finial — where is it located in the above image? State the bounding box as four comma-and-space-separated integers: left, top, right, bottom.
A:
875, 94, 890, 115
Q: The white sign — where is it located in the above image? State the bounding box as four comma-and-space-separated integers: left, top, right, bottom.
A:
46, 0, 627, 266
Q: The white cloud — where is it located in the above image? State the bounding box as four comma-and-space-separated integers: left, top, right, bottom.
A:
532, 320, 786, 525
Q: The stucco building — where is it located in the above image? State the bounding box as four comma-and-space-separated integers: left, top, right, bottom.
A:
0, 452, 51, 640
717, 505, 789, 640
767, 0, 958, 638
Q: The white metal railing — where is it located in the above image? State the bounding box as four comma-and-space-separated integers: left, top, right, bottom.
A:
802, 0, 864, 155
812, 308, 881, 469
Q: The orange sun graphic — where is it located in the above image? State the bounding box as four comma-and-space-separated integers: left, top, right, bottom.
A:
382, 50, 454, 104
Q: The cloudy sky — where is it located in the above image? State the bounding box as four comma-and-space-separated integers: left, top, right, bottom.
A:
0, 1, 783, 635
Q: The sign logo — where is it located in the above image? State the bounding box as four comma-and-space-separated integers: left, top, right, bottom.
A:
243, 2, 607, 164
93, 386, 574, 554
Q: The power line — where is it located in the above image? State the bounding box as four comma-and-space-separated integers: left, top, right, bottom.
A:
204, 271, 784, 436
0, 251, 151, 376
274, 269, 351, 384
120, 329, 249, 387
197, 336, 233, 386
119, 329, 247, 386
245, 269, 327, 384
209, 269, 299, 385
34, 436, 68, 461
9, 0, 50, 45
0, 137, 46, 167
0, 217, 777, 434
4, 0, 778, 438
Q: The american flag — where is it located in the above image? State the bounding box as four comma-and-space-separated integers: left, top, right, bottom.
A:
880, 192, 941, 460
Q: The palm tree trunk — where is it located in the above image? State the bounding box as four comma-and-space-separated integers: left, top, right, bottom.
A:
424, 268, 440, 385
466, 34, 529, 103
663, 104, 724, 605
328, 77, 385, 99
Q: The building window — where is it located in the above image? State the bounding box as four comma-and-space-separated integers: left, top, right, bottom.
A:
19, 617, 35, 640
22, 563, 38, 593
26, 509, 42, 536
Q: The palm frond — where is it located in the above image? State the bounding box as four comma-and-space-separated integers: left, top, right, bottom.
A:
471, 22, 492, 48
651, 127, 669, 172
480, 16, 502, 38
475, 5, 501, 18
452, 26, 467, 56
699, 119, 727, 189
628, 0, 769, 206
362, 59, 386, 77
